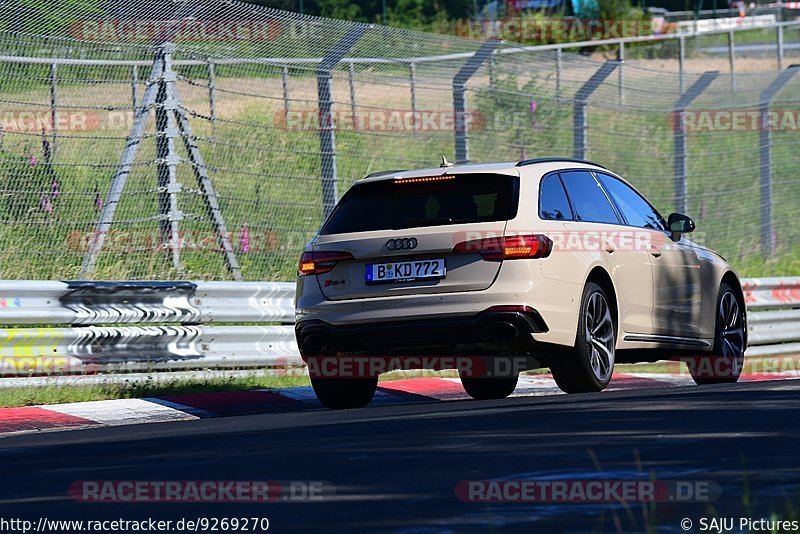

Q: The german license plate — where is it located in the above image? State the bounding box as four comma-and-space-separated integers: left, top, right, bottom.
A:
365, 259, 446, 284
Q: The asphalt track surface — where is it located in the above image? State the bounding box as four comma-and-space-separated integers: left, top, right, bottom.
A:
2, 379, 800, 533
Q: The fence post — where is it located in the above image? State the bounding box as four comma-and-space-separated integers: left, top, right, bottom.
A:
207, 61, 216, 140
49, 63, 57, 158
488, 55, 495, 91
556, 47, 562, 96
679, 36, 686, 94
281, 64, 290, 117
728, 30, 736, 91
453, 40, 499, 164
348, 61, 357, 119
131, 64, 139, 110
618, 42, 625, 106
573, 61, 619, 160
316, 25, 371, 217
155, 44, 183, 272
777, 25, 784, 70
409, 62, 417, 131
673, 71, 719, 215
758, 65, 799, 255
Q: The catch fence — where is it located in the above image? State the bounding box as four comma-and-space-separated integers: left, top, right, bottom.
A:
0, 2, 799, 280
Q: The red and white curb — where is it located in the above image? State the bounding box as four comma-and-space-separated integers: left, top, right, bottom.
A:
0, 373, 796, 437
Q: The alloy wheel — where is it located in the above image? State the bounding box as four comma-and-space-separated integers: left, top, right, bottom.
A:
585, 292, 615, 383
719, 290, 745, 368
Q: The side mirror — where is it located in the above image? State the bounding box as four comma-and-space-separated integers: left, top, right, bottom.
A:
667, 213, 695, 235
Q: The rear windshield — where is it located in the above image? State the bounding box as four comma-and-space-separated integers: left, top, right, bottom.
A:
320, 173, 518, 235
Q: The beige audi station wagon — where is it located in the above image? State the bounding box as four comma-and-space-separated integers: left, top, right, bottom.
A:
295, 158, 747, 409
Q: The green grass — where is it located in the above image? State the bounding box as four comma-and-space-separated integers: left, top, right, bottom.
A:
732, 253, 800, 278
0, 373, 311, 408
0, 369, 464, 408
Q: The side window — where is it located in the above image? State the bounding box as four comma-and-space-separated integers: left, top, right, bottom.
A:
596, 174, 665, 231
559, 171, 620, 224
539, 174, 573, 221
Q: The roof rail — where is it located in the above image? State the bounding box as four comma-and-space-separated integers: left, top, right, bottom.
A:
363, 169, 407, 179
516, 158, 605, 169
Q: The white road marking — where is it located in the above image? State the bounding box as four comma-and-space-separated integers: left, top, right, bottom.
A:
42, 398, 199, 425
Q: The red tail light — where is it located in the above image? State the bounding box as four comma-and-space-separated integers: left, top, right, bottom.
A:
453, 234, 553, 261
298, 251, 354, 276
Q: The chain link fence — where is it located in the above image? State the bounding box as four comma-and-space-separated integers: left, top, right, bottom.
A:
0, 0, 799, 280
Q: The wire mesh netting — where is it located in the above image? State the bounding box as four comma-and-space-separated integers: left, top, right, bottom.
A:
0, 0, 798, 280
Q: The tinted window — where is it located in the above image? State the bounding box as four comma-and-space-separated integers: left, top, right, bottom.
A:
321, 174, 518, 234
597, 174, 665, 231
559, 171, 620, 224
539, 174, 573, 221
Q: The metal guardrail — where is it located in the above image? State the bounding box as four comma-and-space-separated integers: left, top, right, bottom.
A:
742, 277, 800, 356
0, 281, 300, 375
0, 280, 295, 324
0, 278, 797, 375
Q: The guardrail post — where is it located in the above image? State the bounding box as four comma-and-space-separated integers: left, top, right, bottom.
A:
777, 25, 784, 70
317, 25, 371, 216
758, 65, 800, 256
673, 71, 719, 215
573, 61, 619, 159
453, 40, 499, 164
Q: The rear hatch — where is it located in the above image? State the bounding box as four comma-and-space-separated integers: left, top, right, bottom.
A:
312, 172, 519, 300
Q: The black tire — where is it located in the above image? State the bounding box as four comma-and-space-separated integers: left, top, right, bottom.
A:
459, 373, 519, 400
310, 376, 378, 410
690, 282, 745, 385
551, 282, 616, 394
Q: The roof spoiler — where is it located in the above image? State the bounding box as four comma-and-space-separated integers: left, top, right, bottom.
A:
363, 169, 407, 179
516, 158, 605, 169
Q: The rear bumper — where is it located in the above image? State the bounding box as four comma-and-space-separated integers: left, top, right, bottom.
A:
295, 258, 584, 349
295, 307, 548, 357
